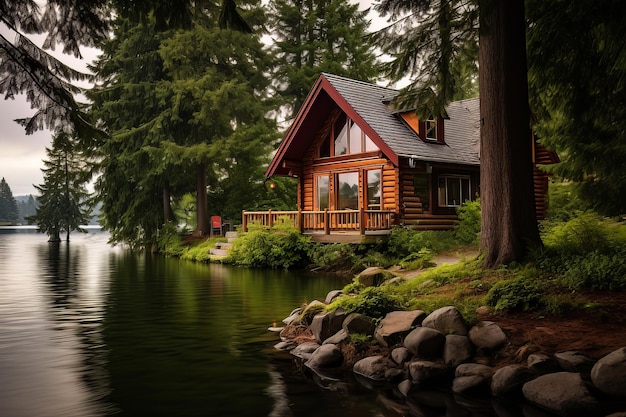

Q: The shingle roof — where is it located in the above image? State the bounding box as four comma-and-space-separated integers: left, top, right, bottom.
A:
322, 73, 480, 166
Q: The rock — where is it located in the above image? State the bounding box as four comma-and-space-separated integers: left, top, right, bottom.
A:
342, 313, 376, 335
374, 310, 427, 347
391, 347, 411, 365
591, 347, 626, 398
554, 351, 595, 377
324, 290, 343, 304
452, 375, 490, 394
491, 365, 532, 396
522, 372, 601, 416
475, 305, 490, 315
357, 267, 394, 287
384, 367, 405, 382
300, 300, 326, 325
422, 306, 468, 336
322, 328, 348, 345
468, 321, 508, 351
282, 307, 302, 325
443, 334, 473, 367
353, 355, 396, 381
404, 327, 446, 358
290, 341, 320, 361
455, 363, 495, 378
408, 360, 450, 385
397, 379, 413, 397
605, 413, 626, 417
310, 309, 346, 343
274, 340, 296, 351
528, 353, 559, 375
307, 344, 343, 368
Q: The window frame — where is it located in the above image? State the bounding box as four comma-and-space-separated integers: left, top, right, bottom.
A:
437, 175, 472, 208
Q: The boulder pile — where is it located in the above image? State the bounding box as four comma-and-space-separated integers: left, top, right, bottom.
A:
274, 290, 626, 417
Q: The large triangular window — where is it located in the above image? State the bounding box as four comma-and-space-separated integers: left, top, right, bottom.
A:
319, 112, 378, 158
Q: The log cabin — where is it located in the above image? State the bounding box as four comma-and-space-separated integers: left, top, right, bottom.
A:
244, 73, 558, 243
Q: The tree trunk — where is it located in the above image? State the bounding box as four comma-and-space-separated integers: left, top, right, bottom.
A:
162, 185, 174, 223
194, 162, 209, 236
478, 0, 541, 267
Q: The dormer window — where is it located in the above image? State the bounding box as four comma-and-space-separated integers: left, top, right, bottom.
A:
425, 117, 437, 141
399, 111, 445, 144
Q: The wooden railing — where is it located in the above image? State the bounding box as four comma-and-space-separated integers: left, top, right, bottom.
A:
242, 209, 394, 235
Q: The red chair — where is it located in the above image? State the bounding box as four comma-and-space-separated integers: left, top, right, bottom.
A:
210, 215, 224, 236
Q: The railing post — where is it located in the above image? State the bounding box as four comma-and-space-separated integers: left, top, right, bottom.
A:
298, 209, 303, 233
268, 209, 273, 228
242, 210, 247, 232
324, 208, 330, 235
359, 207, 365, 235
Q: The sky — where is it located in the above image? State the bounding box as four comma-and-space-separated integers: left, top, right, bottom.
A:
0, 1, 388, 197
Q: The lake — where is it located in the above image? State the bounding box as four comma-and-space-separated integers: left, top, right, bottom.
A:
1, 228, 416, 417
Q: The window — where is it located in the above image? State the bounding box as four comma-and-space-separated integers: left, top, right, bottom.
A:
438, 175, 471, 207
321, 112, 378, 158
366, 169, 381, 210
425, 117, 437, 141
334, 117, 348, 156
315, 175, 329, 210
337, 172, 359, 210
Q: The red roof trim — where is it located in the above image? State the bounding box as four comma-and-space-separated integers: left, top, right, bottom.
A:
265, 74, 400, 177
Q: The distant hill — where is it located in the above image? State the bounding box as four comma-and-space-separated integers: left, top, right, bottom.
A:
14, 195, 101, 225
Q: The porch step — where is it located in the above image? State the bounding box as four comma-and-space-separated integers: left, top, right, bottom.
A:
209, 231, 239, 258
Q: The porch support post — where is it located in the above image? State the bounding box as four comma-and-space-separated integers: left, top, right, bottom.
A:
324, 208, 330, 235
359, 207, 365, 235
242, 210, 247, 232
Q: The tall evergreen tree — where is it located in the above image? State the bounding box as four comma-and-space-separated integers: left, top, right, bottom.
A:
268, 0, 380, 118
90, 0, 274, 246
29, 132, 92, 242
374, 0, 540, 266
0, 177, 19, 224
18, 195, 39, 224
373, 0, 479, 116
527, 0, 626, 216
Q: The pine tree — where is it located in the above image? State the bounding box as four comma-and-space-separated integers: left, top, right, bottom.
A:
89, 1, 275, 246
527, 0, 626, 216
17, 195, 39, 224
0, 178, 19, 224
373, 0, 479, 117
29, 132, 92, 242
268, 0, 380, 118
373, 0, 539, 267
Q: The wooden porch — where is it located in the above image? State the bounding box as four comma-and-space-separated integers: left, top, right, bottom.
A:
241, 209, 395, 243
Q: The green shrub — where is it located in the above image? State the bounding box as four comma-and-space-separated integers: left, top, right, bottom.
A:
329, 286, 402, 318
399, 248, 436, 270
308, 243, 357, 271
386, 227, 456, 258
541, 211, 617, 255
486, 271, 544, 311
157, 223, 185, 256
455, 199, 481, 245
560, 251, 626, 291
228, 221, 311, 269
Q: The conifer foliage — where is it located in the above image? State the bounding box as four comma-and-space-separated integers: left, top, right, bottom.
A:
29, 132, 92, 242
0, 178, 19, 224
268, 0, 379, 118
